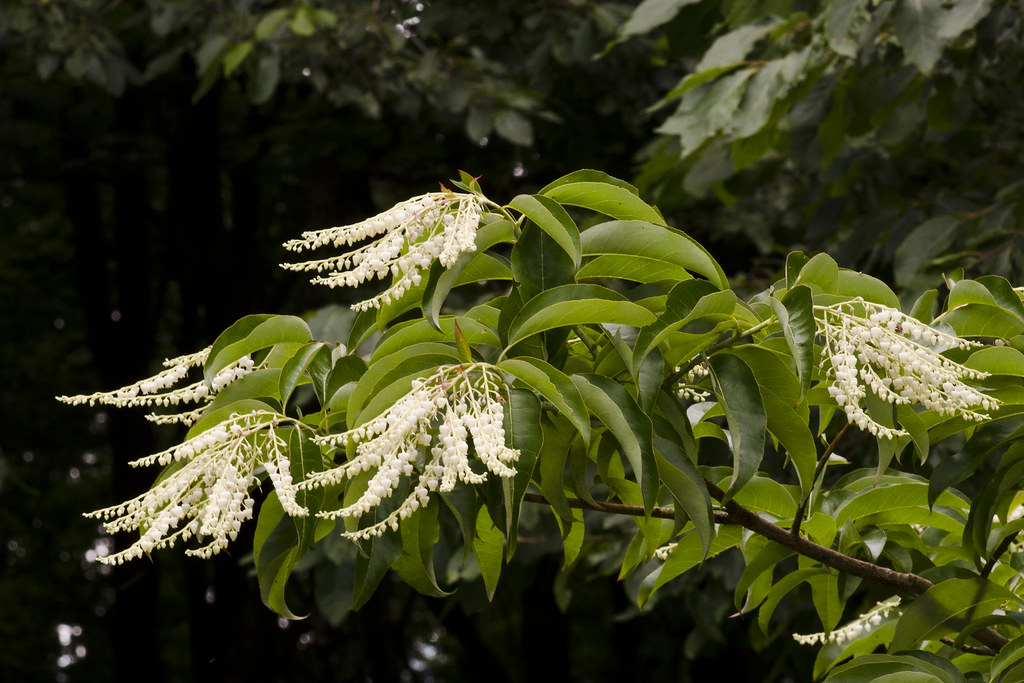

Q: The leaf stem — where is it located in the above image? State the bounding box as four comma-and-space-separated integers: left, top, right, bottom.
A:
791, 423, 851, 536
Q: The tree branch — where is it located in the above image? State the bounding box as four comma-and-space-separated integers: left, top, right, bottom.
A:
522, 486, 1009, 655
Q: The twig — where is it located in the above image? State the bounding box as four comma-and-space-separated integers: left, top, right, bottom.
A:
791, 423, 851, 536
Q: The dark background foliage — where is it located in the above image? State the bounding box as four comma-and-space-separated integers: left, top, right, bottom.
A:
2, 1, 1020, 681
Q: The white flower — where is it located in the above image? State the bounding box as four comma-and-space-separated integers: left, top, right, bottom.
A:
86, 411, 313, 564
793, 596, 901, 646
817, 299, 998, 439
56, 347, 257, 426
300, 363, 519, 540
279, 191, 487, 311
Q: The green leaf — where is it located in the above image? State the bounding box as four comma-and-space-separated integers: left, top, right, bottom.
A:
255, 8, 289, 40
541, 182, 666, 226
577, 254, 696, 283
510, 220, 576, 302
895, 0, 945, 74
640, 526, 743, 606
499, 358, 590, 446
758, 567, 827, 633
818, 78, 849, 168
708, 353, 767, 501
770, 285, 815, 398
654, 439, 714, 556
279, 342, 328, 407
581, 220, 728, 289
249, 51, 280, 105
290, 5, 316, 36
657, 63, 749, 106
506, 284, 656, 349
223, 41, 253, 76
502, 389, 543, 556
372, 315, 499, 363
253, 491, 306, 619
392, 503, 450, 598
659, 69, 756, 156
494, 110, 534, 146
825, 652, 967, 682
351, 531, 403, 610
206, 314, 311, 385
618, 0, 702, 39
991, 635, 1024, 681
571, 374, 658, 514
794, 253, 839, 293
894, 216, 960, 288
509, 194, 582, 268
473, 504, 505, 600
937, 0, 992, 40
347, 342, 461, 423
634, 280, 735, 368
891, 577, 1022, 651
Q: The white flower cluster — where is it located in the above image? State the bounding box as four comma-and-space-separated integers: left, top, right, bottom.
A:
676, 361, 711, 402
280, 191, 486, 312
300, 363, 519, 540
793, 596, 901, 646
86, 410, 310, 565
818, 299, 998, 439
57, 348, 256, 426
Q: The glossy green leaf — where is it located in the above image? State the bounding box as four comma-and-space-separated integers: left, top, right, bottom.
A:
541, 182, 666, 226
571, 374, 657, 514
891, 577, 1022, 651
253, 491, 306, 619
576, 254, 695, 283
634, 280, 734, 368
618, 0, 702, 39
473, 504, 505, 600
758, 567, 827, 634
502, 389, 543, 557
654, 439, 714, 556
392, 503, 450, 598
582, 220, 727, 289
825, 652, 967, 682
205, 314, 311, 384
279, 341, 328, 407
640, 526, 743, 606
351, 530, 403, 610
708, 353, 767, 501
348, 342, 461, 424
499, 357, 590, 446
510, 220, 576, 302
506, 284, 656, 349
771, 285, 815, 397
510, 194, 581, 268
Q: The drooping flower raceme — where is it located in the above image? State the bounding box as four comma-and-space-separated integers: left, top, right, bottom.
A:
793, 596, 901, 646
86, 410, 311, 565
817, 299, 998, 439
300, 363, 519, 540
279, 191, 488, 312
56, 347, 256, 426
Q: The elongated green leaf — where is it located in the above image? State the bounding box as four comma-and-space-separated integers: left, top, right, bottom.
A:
510, 220, 576, 302
392, 503, 450, 598
826, 652, 967, 682
830, 482, 968, 531
510, 194, 581, 268
206, 314, 311, 384
758, 567, 827, 634
794, 253, 839, 293
654, 439, 714, 555
253, 491, 306, 619
499, 358, 590, 446
640, 526, 743, 606
541, 182, 667, 226
709, 353, 767, 501
991, 635, 1024, 681
506, 284, 656, 348
735, 542, 794, 612
618, 0, 702, 39
473, 504, 504, 601
891, 577, 1022, 651
577, 254, 695, 283
351, 530, 403, 610
502, 389, 543, 557
571, 374, 657, 514
278, 342, 327, 407
348, 342, 461, 423
581, 220, 727, 289
771, 285, 815, 398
